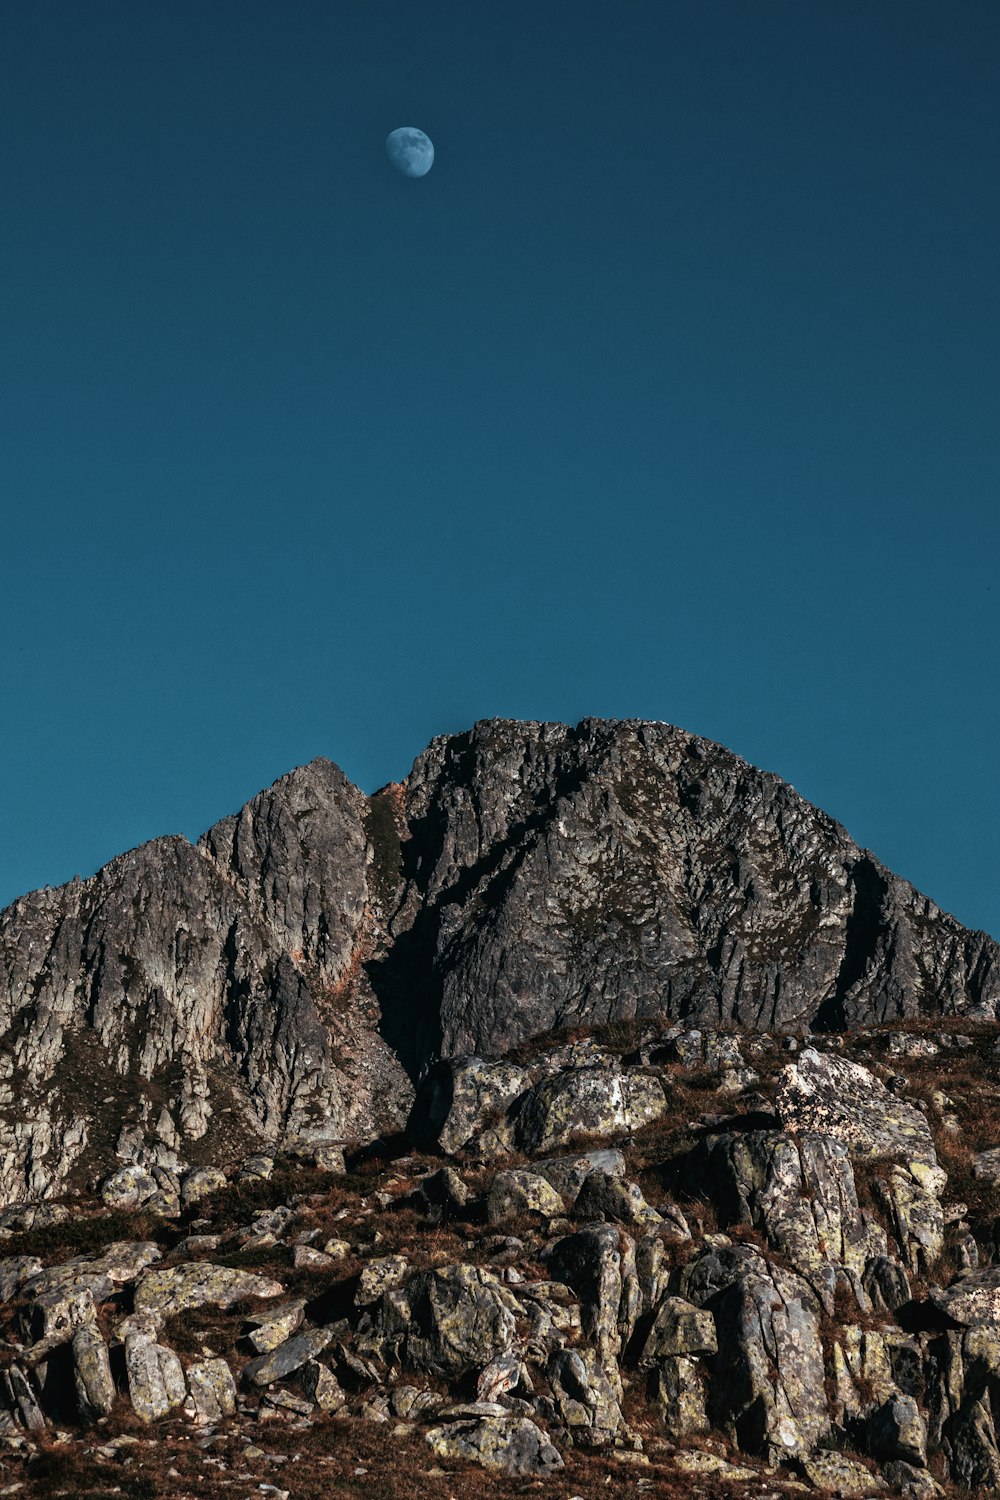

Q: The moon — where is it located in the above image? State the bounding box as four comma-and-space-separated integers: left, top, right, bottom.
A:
386, 126, 435, 178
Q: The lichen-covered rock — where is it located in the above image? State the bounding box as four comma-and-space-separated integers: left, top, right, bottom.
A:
573, 1170, 661, 1225
134, 1262, 283, 1318
425, 1414, 563, 1475
180, 1166, 228, 1208
638, 1296, 717, 1365
775, 1049, 942, 1180
72, 1324, 116, 1422
800, 1450, 887, 1496
870, 1393, 928, 1467
409, 1057, 530, 1154
243, 1326, 335, 1386
2, 1364, 46, 1433
698, 1250, 829, 1460
533, 1147, 626, 1199
125, 1332, 187, 1422
185, 1358, 237, 1423
545, 1224, 638, 1364
411, 1165, 468, 1224
509, 1067, 667, 1153
100, 1163, 160, 1211
653, 1356, 710, 1440
545, 1346, 624, 1447
678, 1128, 881, 1308
367, 1264, 520, 1380
931, 1267, 1000, 1326
356, 1255, 409, 1308
247, 1300, 305, 1354
298, 1360, 347, 1412
487, 1170, 565, 1226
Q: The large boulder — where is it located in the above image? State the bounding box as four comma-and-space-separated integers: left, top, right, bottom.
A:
134, 1262, 283, 1319
72, 1325, 116, 1422
545, 1224, 638, 1364
932, 1267, 1000, 1327
509, 1067, 667, 1153
426, 1415, 563, 1475
775, 1049, 942, 1182
680, 1245, 828, 1461
362, 1264, 520, 1379
409, 1057, 530, 1153
487, 1169, 565, 1226
678, 1128, 882, 1308
243, 1327, 335, 1387
125, 1332, 187, 1422
545, 1346, 624, 1447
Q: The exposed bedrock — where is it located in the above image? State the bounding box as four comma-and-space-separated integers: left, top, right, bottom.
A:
0, 717, 996, 1206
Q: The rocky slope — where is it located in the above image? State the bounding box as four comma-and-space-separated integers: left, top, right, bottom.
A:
3, 1018, 1000, 1499
0, 718, 996, 1210
1, 718, 1000, 1495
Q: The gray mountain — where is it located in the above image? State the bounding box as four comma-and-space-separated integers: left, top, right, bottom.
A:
0, 718, 996, 1206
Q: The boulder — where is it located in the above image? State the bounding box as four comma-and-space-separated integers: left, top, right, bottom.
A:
486, 1170, 565, 1226
533, 1147, 626, 1200
180, 1166, 228, 1209
247, 1300, 306, 1354
72, 1324, 116, 1422
425, 1415, 563, 1475
243, 1326, 335, 1387
409, 1057, 530, 1154
800, 1450, 886, 1496
510, 1067, 667, 1153
185, 1359, 237, 1423
931, 1267, 1000, 1327
125, 1332, 187, 1422
546, 1346, 624, 1447
678, 1128, 881, 1309
698, 1250, 828, 1460
638, 1296, 717, 1365
775, 1049, 942, 1181
653, 1356, 710, 1440
573, 1170, 661, 1225
870, 1393, 928, 1468
545, 1224, 638, 1363
100, 1164, 160, 1211
363, 1264, 520, 1380
134, 1262, 283, 1318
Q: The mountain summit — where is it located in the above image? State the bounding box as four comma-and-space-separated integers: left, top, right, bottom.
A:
0, 718, 996, 1205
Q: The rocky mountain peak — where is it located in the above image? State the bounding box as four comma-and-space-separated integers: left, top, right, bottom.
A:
0, 718, 995, 1210
1, 721, 1000, 1495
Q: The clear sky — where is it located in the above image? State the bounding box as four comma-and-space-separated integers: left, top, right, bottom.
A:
0, 1, 997, 937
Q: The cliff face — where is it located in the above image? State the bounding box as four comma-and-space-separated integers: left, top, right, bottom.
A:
384, 720, 998, 1064
0, 718, 996, 1206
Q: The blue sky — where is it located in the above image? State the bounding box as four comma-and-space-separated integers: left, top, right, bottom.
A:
0, 1, 997, 936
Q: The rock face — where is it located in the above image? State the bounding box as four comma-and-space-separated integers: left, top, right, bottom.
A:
0, 717, 997, 1210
